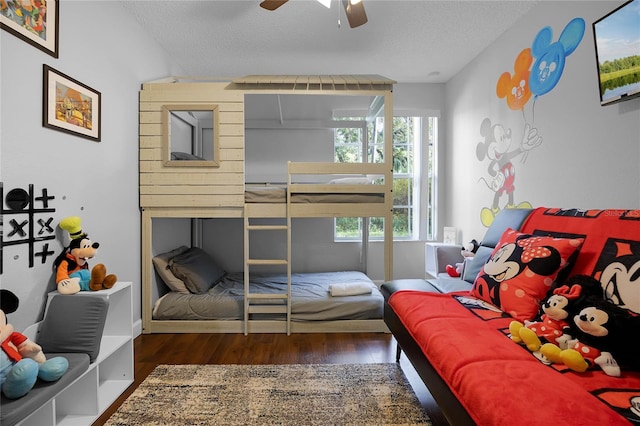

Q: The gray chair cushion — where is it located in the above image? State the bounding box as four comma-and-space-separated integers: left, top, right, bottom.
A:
380, 279, 441, 300
0, 352, 89, 426
37, 295, 108, 363
427, 277, 473, 293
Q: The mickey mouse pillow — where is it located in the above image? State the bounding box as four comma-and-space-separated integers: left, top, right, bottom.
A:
470, 228, 584, 321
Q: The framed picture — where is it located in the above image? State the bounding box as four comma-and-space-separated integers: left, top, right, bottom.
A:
42, 65, 101, 142
443, 226, 457, 245
0, 0, 59, 58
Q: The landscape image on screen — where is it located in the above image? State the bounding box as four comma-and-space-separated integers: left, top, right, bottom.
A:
593, 0, 640, 104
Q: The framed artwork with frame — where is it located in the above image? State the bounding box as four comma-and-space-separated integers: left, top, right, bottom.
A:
42, 65, 101, 142
443, 226, 458, 245
0, 0, 59, 58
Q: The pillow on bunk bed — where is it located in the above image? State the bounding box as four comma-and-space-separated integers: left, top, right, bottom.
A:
169, 247, 227, 294
171, 151, 206, 161
329, 176, 373, 185
152, 246, 191, 294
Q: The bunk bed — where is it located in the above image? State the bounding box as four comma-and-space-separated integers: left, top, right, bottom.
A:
139, 75, 395, 334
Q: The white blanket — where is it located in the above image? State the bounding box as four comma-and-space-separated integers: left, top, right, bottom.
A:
329, 282, 373, 297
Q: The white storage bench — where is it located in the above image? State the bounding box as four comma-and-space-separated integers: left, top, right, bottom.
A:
0, 282, 133, 426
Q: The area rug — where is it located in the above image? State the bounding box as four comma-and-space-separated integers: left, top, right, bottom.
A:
105, 363, 431, 425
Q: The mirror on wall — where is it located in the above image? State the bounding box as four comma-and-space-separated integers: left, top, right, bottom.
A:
162, 104, 219, 167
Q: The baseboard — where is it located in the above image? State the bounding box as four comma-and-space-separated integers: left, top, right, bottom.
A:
133, 318, 143, 338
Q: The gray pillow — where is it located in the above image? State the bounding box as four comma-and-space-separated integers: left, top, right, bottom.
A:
171, 151, 205, 161
152, 246, 190, 294
462, 246, 493, 284
38, 295, 108, 363
169, 247, 226, 294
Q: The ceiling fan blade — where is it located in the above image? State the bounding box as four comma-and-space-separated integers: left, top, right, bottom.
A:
342, 0, 367, 28
260, 0, 289, 11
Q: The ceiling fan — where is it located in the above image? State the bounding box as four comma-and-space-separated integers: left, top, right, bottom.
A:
260, 0, 368, 28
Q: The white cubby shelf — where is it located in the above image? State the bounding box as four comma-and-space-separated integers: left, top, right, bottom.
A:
19, 282, 134, 426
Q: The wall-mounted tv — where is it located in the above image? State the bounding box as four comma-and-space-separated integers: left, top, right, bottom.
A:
592, 0, 640, 106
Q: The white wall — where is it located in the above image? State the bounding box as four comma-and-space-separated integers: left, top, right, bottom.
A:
0, 1, 182, 331
445, 1, 640, 244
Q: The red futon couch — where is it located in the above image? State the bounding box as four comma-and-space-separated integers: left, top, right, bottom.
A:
382, 207, 640, 425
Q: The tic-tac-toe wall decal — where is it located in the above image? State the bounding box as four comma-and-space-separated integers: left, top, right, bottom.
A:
1, 182, 57, 274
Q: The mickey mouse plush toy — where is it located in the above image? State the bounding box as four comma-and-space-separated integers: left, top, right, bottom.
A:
446, 239, 480, 278
542, 296, 640, 377
53, 216, 117, 295
510, 283, 581, 352
1, 290, 68, 399
509, 275, 603, 353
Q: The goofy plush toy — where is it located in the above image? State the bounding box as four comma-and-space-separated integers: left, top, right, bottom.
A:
53, 216, 117, 295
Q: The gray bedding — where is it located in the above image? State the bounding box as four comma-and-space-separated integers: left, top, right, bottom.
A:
245, 185, 384, 203
153, 271, 383, 321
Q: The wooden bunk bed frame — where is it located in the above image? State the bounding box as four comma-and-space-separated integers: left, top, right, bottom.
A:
140, 75, 395, 334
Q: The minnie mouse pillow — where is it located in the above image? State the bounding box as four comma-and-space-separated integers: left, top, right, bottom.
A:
470, 228, 583, 321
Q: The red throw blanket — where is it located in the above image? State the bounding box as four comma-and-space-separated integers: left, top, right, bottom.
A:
522, 208, 640, 309
389, 290, 640, 425
390, 207, 640, 425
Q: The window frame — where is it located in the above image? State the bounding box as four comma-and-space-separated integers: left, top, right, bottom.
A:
332, 109, 438, 242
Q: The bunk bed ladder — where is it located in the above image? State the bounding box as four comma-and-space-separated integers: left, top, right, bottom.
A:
243, 203, 292, 335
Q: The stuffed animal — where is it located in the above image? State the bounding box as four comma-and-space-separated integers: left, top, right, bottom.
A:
53, 216, 117, 295
541, 294, 640, 377
509, 283, 581, 352
0, 290, 68, 399
509, 275, 603, 351
446, 239, 479, 277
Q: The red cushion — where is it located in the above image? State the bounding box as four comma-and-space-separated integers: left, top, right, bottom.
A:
470, 228, 583, 321
389, 290, 637, 425
520, 208, 640, 316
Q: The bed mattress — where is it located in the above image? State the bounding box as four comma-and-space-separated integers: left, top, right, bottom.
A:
245, 185, 384, 203
153, 270, 383, 321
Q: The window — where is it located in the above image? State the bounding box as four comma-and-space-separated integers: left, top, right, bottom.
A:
334, 112, 437, 241
162, 104, 220, 168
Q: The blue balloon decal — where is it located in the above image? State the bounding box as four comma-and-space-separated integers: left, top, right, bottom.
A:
529, 17, 585, 97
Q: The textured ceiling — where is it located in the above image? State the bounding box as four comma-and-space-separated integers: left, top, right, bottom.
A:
121, 0, 539, 83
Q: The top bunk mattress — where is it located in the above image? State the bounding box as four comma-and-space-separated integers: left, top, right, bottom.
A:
153, 270, 383, 321
245, 185, 384, 204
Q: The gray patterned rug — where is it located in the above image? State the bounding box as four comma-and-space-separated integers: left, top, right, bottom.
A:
106, 363, 431, 425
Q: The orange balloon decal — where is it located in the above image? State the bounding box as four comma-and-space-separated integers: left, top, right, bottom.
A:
497, 48, 533, 111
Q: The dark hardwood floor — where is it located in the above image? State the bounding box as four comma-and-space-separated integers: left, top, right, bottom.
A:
94, 332, 448, 425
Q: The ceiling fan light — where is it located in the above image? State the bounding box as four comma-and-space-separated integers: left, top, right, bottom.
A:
342, 0, 367, 28
317, 0, 331, 8
260, 0, 289, 11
